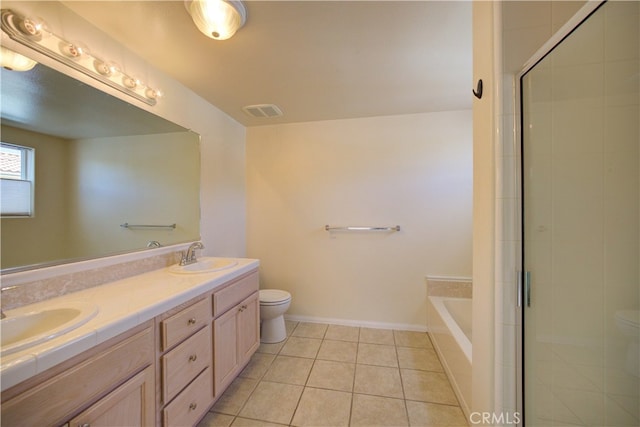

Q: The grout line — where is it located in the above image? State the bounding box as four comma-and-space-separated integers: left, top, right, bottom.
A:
204, 321, 466, 427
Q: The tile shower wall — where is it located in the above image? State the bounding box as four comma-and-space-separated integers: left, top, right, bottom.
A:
521, 2, 639, 425
496, 0, 587, 418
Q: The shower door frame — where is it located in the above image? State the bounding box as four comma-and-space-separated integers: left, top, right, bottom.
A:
515, 1, 605, 424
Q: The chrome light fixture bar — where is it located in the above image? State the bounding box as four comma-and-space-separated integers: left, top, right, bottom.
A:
185, 0, 247, 40
0, 9, 160, 106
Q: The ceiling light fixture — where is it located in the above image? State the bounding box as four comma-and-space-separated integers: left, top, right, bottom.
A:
185, 0, 247, 40
0, 46, 37, 71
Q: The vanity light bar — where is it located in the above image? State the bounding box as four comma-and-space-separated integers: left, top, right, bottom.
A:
0, 9, 161, 106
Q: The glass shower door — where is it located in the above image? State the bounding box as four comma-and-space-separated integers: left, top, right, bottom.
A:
521, 2, 639, 425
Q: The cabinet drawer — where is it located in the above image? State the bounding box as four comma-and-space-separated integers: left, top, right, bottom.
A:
162, 325, 211, 403
162, 298, 209, 350
162, 366, 212, 427
213, 271, 259, 317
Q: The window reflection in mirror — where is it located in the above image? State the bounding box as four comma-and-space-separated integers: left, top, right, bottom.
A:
0, 54, 200, 272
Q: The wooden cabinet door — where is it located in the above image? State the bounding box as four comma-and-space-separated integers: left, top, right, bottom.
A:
68, 365, 154, 427
213, 306, 239, 396
237, 292, 260, 363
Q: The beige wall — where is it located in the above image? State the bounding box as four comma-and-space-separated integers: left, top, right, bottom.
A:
67, 132, 200, 258
247, 110, 472, 329
1, 126, 71, 268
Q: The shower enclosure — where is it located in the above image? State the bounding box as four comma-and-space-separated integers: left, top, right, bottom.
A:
520, 1, 639, 425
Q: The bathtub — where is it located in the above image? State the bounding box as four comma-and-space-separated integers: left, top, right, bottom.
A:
427, 296, 472, 418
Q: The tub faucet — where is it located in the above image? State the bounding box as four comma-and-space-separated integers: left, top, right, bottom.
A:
181, 241, 205, 266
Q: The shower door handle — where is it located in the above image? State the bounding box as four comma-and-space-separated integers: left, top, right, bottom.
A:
518, 271, 532, 307
517, 272, 523, 307
524, 271, 531, 307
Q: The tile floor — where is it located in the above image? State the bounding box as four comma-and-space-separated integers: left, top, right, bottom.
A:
197, 321, 468, 427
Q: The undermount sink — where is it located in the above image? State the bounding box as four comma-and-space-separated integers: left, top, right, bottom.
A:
1, 302, 99, 356
168, 257, 238, 274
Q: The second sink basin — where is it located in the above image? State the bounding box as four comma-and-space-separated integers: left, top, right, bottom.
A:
168, 257, 238, 274
1, 302, 99, 356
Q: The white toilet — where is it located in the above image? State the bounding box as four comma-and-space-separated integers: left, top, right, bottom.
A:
259, 289, 292, 343
615, 310, 640, 377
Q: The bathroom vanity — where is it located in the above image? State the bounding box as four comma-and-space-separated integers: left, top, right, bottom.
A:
0, 258, 259, 426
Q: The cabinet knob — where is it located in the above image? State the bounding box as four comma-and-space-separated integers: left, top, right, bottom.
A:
188, 354, 198, 362
187, 318, 196, 325
189, 402, 198, 411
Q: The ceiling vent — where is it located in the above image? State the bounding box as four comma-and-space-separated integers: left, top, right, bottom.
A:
242, 104, 283, 118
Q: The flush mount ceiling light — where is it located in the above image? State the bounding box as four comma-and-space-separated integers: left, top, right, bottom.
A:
185, 0, 247, 40
0, 46, 37, 71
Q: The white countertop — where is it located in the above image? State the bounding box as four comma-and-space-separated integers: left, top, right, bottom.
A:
0, 257, 259, 392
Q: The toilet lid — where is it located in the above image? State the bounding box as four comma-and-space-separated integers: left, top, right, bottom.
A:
260, 289, 291, 304
615, 310, 640, 327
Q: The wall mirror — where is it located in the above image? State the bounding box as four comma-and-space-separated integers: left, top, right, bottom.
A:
0, 49, 201, 272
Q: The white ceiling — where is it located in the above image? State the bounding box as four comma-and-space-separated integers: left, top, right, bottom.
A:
62, 1, 472, 127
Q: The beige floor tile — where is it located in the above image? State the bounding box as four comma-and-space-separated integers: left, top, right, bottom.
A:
231, 417, 288, 427
325, 324, 360, 342
240, 352, 276, 379
262, 355, 313, 385
317, 339, 358, 363
351, 394, 409, 426
360, 327, 395, 345
401, 369, 459, 405
285, 320, 298, 336
238, 381, 303, 425
397, 347, 444, 372
291, 387, 352, 427
354, 364, 404, 399
306, 359, 355, 392
211, 377, 259, 415
357, 343, 398, 367
394, 330, 431, 348
280, 336, 322, 358
198, 411, 234, 427
406, 401, 468, 426
291, 322, 328, 339
257, 339, 286, 355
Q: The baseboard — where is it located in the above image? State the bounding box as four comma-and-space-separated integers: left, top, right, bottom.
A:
284, 314, 427, 333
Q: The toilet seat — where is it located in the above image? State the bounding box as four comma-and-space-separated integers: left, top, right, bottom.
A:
259, 289, 291, 305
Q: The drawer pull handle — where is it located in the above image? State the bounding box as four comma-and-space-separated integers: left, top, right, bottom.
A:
188, 318, 196, 325
189, 354, 198, 362
189, 402, 198, 411
80, 424, 91, 427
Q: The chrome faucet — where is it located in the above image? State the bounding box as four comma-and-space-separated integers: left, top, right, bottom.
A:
181, 241, 205, 266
